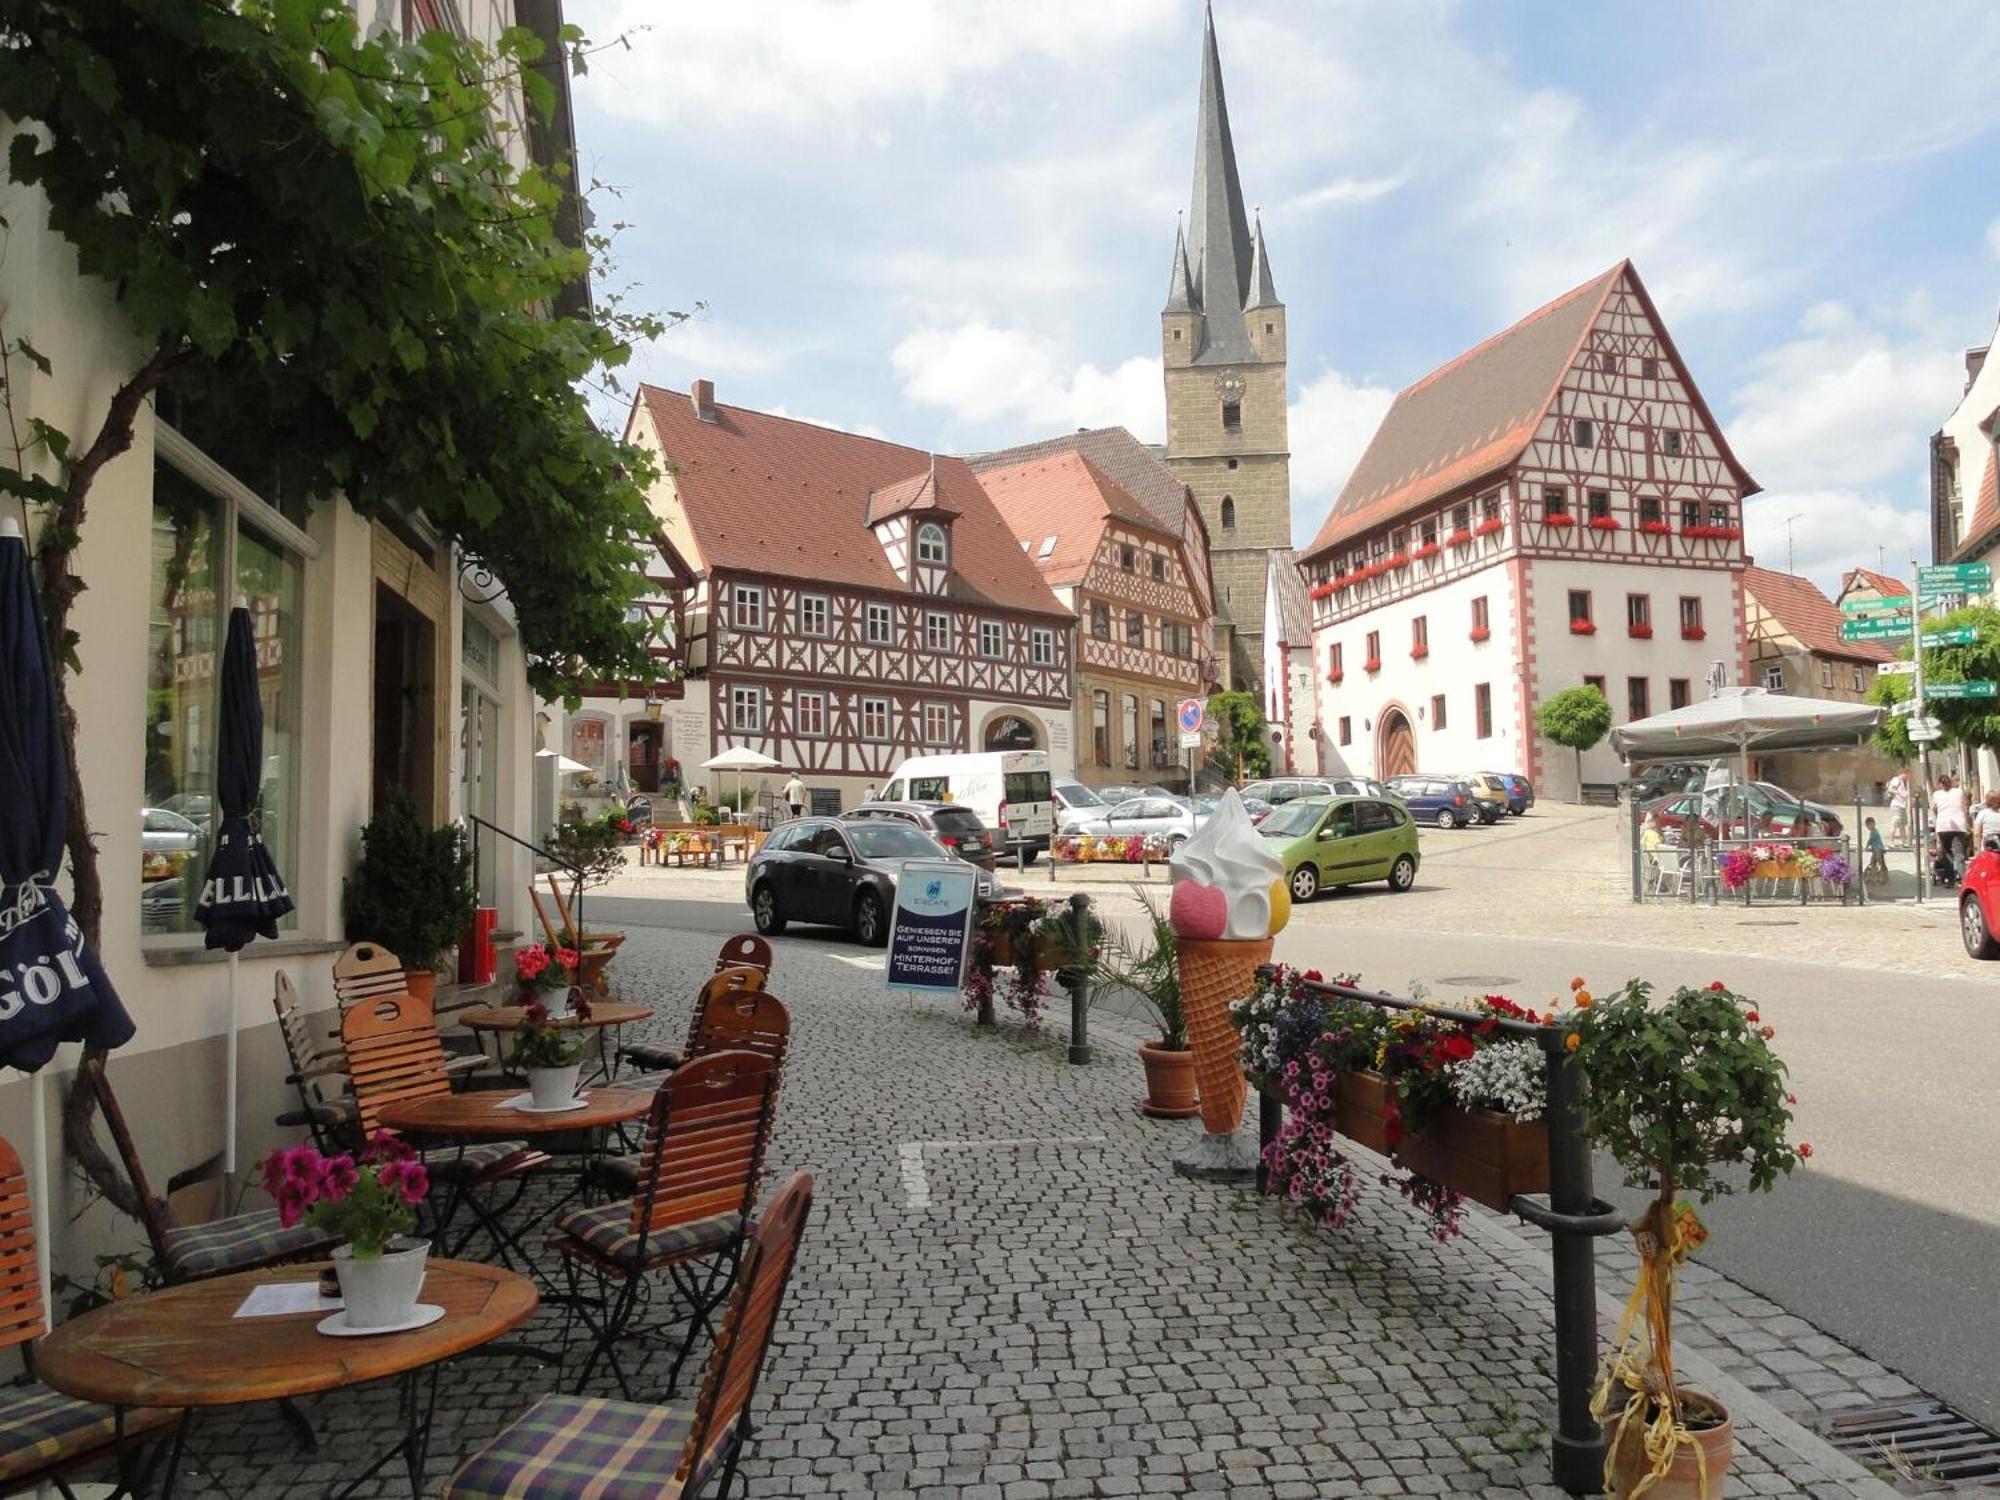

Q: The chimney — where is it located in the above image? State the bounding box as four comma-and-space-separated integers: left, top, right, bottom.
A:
690, 378, 717, 422
1968, 347, 1990, 391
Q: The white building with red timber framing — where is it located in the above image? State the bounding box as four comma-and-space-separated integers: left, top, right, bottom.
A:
561, 381, 1077, 811
1298, 261, 1757, 798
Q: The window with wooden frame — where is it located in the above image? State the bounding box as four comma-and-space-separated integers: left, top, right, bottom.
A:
1090, 602, 1110, 640
866, 602, 893, 644
1680, 498, 1702, 529
923, 703, 951, 746
1471, 595, 1490, 637
731, 583, 764, 631
1568, 590, 1593, 625
1338, 715, 1352, 746
1150, 553, 1167, 581
795, 692, 826, 737
915, 523, 948, 565
1092, 690, 1111, 766
729, 684, 764, 733
1125, 609, 1145, 646
979, 620, 1004, 658
1543, 486, 1569, 519
860, 697, 890, 740
1365, 630, 1381, 668
1328, 642, 1344, 681
1679, 596, 1703, 635
1588, 490, 1612, 520
1119, 542, 1137, 572
1627, 677, 1650, 720
1574, 418, 1596, 449
1431, 693, 1447, 729
1639, 495, 1663, 525
1475, 683, 1493, 739
1031, 627, 1055, 665
798, 594, 829, 636
923, 611, 951, 651
1411, 616, 1429, 657
1669, 679, 1691, 710
1661, 429, 1684, 457
1627, 594, 1651, 631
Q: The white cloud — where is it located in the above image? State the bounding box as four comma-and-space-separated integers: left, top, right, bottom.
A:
633, 319, 791, 381
1287, 367, 1396, 543
1745, 489, 1928, 595
890, 323, 1162, 440
762, 406, 889, 442
1282, 173, 1409, 214
1726, 300, 1961, 491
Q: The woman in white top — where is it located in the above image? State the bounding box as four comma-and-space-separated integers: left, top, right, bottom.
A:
1932, 774, 1970, 877
1887, 770, 1910, 845
1974, 791, 2000, 852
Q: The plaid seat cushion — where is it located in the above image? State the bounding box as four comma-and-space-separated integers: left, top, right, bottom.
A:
422, 1140, 532, 1181
554, 1199, 742, 1269
0, 1383, 176, 1480
162, 1209, 334, 1280
588, 1154, 640, 1193
619, 1041, 682, 1070
445, 1393, 730, 1499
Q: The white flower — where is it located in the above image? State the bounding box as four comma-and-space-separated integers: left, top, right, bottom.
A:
1446, 1040, 1546, 1122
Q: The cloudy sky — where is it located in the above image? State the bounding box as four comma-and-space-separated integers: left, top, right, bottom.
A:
566, 0, 2000, 595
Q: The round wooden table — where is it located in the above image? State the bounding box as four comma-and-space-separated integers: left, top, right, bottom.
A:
378, 1085, 653, 1137
37, 1259, 537, 1495
457, 1000, 653, 1033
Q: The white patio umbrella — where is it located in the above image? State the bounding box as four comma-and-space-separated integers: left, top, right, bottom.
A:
702, 746, 781, 818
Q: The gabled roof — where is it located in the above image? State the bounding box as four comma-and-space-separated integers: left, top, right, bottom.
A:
969, 427, 1190, 536
974, 452, 1175, 588
1839, 567, 1912, 603
1953, 446, 2000, 563
865, 465, 958, 526
633, 385, 1068, 618
1302, 260, 1759, 560
1266, 549, 1309, 645
1744, 565, 1891, 665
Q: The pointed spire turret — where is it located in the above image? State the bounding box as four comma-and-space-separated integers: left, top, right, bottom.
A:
1246, 214, 1279, 310
1165, 218, 1198, 312
1182, 0, 1258, 363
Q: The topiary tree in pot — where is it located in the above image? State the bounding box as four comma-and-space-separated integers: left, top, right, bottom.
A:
1569, 978, 1806, 1499
344, 789, 476, 1000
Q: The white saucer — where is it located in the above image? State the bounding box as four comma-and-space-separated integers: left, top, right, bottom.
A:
501, 1091, 590, 1114
317, 1303, 446, 1338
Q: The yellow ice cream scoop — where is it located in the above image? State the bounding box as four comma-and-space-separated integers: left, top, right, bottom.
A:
1266, 877, 1291, 936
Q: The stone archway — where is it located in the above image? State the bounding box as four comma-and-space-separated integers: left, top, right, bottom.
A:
1378, 706, 1416, 779
982, 711, 1042, 752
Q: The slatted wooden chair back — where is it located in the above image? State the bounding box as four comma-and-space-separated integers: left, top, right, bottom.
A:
679, 964, 767, 1060
339, 988, 450, 1138
331, 942, 413, 1013
687, 989, 790, 1076
275, 972, 345, 1095
713, 934, 773, 978
629, 1050, 777, 1242
677, 1171, 816, 1485
78, 1055, 177, 1269
0, 1139, 47, 1352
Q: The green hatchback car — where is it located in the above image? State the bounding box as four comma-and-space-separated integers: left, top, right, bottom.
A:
1258, 795, 1421, 902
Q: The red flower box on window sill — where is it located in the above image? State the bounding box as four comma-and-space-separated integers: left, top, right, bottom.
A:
1386, 552, 1411, 570
1308, 582, 1335, 601
1680, 525, 1743, 540
1569, 619, 1597, 636
1468, 627, 1491, 643
1638, 520, 1672, 535
1587, 516, 1622, 531
1327, 670, 1344, 685
1449, 528, 1475, 547
1410, 645, 1429, 660
1412, 542, 1441, 561
1474, 518, 1504, 536
1681, 626, 1706, 641
1543, 513, 1575, 528
1628, 623, 1654, 639
1364, 657, 1383, 674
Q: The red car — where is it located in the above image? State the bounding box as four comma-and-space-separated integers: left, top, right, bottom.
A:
1961, 844, 2000, 959
1644, 787, 1841, 845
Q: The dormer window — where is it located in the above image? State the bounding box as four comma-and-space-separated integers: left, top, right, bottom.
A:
916, 523, 948, 565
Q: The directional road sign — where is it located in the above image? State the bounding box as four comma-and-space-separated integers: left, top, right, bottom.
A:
1889, 698, 1919, 717
1922, 625, 1978, 647
1918, 562, 1992, 589
1908, 718, 1944, 743
1925, 680, 1997, 700
1876, 660, 1917, 677
1840, 617, 1912, 642
1841, 596, 1912, 616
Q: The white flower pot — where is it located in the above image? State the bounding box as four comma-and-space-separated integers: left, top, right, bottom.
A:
543, 988, 575, 1021
333, 1239, 429, 1329
527, 1061, 582, 1109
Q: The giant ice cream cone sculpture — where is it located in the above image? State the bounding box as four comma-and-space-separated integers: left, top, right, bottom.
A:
1169, 788, 1290, 1137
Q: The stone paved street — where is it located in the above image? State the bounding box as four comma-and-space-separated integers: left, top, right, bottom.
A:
171, 919, 1906, 1497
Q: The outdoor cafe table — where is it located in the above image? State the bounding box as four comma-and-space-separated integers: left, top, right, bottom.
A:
456, 999, 653, 1082
35, 1258, 537, 1497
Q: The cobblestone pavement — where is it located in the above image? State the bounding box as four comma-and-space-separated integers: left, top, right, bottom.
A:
176, 924, 1906, 1497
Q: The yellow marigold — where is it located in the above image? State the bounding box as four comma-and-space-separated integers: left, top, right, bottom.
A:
1573, 990, 1593, 1008
1565, 1032, 1580, 1053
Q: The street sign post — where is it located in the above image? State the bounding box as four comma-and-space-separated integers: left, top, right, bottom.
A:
1918, 562, 1992, 589
1908, 718, 1944, 743
1839, 617, 1912, 642
1876, 660, 1917, 678
1925, 680, 1998, 700
1922, 625, 1978, 647
1177, 696, 1206, 750
1889, 698, 1919, 717
1841, 595, 1913, 616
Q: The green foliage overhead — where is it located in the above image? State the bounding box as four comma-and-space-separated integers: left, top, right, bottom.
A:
343, 789, 477, 971
546, 807, 628, 890
0, 0, 675, 699
1206, 690, 1272, 782
1535, 685, 1614, 751
1866, 603, 2000, 757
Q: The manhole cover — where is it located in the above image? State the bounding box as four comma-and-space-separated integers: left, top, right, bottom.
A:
1435, 975, 1517, 987
1820, 1399, 2000, 1490
1736, 920, 1798, 928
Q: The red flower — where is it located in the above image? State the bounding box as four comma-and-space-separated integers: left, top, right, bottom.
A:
319, 1154, 359, 1199
525, 1000, 549, 1025
556, 947, 581, 971
1760, 1024, 1776, 1040
1707, 981, 1727, 992
1786, 1092, 1798, 1105
514, 946, 550, 982
1301, 969, 1323, 982
361, 1130, 415, 1165
1744, 1009, 1760, 1022
1798, 1143, 1813, 1160
1436, 1034, 1477, 1064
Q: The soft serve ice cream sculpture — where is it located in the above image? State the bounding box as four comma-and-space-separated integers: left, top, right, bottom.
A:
1168, 788, 1289, 1140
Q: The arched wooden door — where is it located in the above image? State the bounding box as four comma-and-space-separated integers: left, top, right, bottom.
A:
1378, 709, 1416, 779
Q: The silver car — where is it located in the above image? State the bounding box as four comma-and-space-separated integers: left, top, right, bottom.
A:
1069, 795, 1200, 850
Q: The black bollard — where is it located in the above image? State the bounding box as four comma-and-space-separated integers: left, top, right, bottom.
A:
1064, 892, 1092, 1065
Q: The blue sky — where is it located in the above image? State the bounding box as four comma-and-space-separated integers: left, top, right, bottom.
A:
566, 0, 2000, 594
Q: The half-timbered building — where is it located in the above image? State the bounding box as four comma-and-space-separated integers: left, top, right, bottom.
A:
562, 381, 1076, 811
1299, 260, 1757, 798
974, 449, 1218, 792
1742, 565, 1896, 800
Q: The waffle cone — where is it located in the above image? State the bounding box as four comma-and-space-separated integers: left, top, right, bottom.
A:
1175, 935, 1271, 1134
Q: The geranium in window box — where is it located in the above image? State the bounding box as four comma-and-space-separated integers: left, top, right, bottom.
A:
1474, 517, 1504, 536
1412, 541, 1441, 561
1410, 644, 1429, 660
1386, 552, 1410, 570
1327, 669, 1344, 686
1307, 582, 1334, 601
1364, 656, 1383, 674
1638, 519, 1672, 535
1449, 527, 1475, 546
1569, 619, 1597, 636
1587, 515, 1622, 531
1628, 623, 1654, 639
1468, 626, 1491, 643
1681, 625, 1706, 641
1543, 512, 1575, 528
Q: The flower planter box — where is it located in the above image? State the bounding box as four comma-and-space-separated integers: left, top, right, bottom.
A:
1474, 519, 1504, 537
1364, 658, 1383, 673
1569, 620, 1597, 635
1332, 1070, 1549, 1212
984, 931, 1088, 971
1449, 528, 1474, 547
1468, 627, 1491, 643
1628, 624, 1653, 639
1333, 1070, 1395, 1154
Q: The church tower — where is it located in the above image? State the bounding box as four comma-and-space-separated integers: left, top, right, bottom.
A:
1163, 1, 1290, 687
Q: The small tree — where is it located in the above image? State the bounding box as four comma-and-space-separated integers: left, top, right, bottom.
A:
1537, 685, 1613, 801
1868, 603, 2000, 761
1206, 691, 1271, 783
343, 790, 477, 975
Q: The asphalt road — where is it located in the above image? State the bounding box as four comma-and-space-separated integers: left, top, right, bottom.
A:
590, 880, 2000, 1436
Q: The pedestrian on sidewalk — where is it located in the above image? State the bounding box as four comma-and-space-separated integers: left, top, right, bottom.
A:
782, 772, 807, 820
1887, 768, 1910, 845
1864, 817, 1889, 883
1975, 790, 2000, 853
1932, 774, 1969, 879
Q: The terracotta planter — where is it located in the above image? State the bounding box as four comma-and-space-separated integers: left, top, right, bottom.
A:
403, 969, 436, 1005
1332, 1070, 1549, 1212
1610, 1391, 1734, 1499
1137, 1042, 1200, 1119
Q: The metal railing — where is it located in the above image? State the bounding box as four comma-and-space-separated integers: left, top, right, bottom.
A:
1253, 971, 1623, 1497
463, 812, 588, 940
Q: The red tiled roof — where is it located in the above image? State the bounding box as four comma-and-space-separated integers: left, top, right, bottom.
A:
1744, 565, 1891, 664
1954, 448, 2000, 562
974, 452, 1174, 587
1839, 567, 1912, 603
1302, 260, 1758, 560
634, 385, 1068, 618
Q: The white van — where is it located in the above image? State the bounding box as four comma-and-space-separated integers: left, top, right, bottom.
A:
877, 751, 1055, 860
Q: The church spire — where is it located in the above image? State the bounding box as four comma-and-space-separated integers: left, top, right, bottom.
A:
1245, 213, 1279, 310
1165, 217, 1197, 312
1183, 0, 1257, 363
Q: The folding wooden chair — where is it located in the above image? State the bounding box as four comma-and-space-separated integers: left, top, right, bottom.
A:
553, 1051, 779, 1399
620, 934, 773, 1075
331, 943, 484, 1078
338, 990, 548, 1267
80, 1055, 336, 1286
272, 972, 358, 1153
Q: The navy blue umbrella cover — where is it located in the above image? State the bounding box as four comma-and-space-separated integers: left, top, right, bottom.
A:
0, 521, 133, 1071
193, 606, 294, 951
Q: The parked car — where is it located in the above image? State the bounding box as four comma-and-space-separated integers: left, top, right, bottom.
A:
746, 816, 1001, 945
1052, 780, 1107, 832
876, 750, 1054, 859
1068, 795, 1200, 850
1093, 784, 1149, 806
1384, 775, 1480, 830
1242, 776, 1392, 806
1751, 782, 1843, 836
1960, 838, 2000, 958
1481, 773, 1534, 816
843, 800, 998, 868
1458, 774, 1510, 824
1238, 794, 1276, 825
142, 806, 202, 857
1630, 762, 1711, 804
1258, 795, 1421, 900
1644, 786, 1841, 843
159, 791, 214, 835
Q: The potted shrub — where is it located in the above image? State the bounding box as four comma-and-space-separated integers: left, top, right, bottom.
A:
507, 996, 591, 1109
512, 941, 582, 1018
344, 789, 476, 1002
1091, 891, 1197, 1118
261, 1134, 431, 1329
1571, 978, 1806, 1499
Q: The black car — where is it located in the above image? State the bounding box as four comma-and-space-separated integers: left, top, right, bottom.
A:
745, 816, 1002, 946
843, 800, 997, 868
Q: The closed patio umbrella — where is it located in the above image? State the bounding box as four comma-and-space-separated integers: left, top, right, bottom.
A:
0, 516, 135, 1313
702, 746, 781, 819
193, 602, 294, 1195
